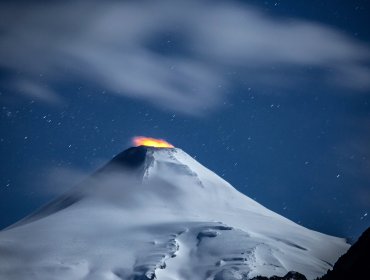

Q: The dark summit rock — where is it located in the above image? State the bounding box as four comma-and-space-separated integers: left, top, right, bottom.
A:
110, 146, 149, 169
318, 226, 370, 280
97, 145, 157, 178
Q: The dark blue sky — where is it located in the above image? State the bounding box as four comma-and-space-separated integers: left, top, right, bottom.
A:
1, 0, 370, 241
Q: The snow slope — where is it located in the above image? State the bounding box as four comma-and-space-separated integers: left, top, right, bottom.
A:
0, 146, 349, 280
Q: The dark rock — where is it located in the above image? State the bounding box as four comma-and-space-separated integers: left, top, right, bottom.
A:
318, 227, 370, 280
107, 146, 148, 169
251, 271, 307, 280
196, 229, 219, 245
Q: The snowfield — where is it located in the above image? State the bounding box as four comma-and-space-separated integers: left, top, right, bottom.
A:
0, 147, 349, 280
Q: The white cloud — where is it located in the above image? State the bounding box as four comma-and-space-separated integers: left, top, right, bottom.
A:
0, 0, 369, 113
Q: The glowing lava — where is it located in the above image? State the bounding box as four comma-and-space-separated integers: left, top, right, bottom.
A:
132, 136, 174, 148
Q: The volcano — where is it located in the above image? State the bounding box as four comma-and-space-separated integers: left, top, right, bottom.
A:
0, 146, 349, 280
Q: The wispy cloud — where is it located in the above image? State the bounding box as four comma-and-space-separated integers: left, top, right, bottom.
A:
14, 80, 63, 105
1, 0, 369, 113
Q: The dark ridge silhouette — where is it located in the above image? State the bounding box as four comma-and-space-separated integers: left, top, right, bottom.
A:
318, 227, 370, 280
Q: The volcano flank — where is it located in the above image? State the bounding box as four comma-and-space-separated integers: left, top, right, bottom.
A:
0, 146, 350, 280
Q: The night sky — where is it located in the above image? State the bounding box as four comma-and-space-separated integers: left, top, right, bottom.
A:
1, 0, 370, 242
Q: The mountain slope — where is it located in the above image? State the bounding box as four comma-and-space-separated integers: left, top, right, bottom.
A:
0, 147, 349, 280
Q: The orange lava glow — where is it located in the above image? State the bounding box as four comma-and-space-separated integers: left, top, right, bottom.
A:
132, 136, 174, 148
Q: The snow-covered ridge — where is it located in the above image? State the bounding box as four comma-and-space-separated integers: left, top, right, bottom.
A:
0, 146, 349, 280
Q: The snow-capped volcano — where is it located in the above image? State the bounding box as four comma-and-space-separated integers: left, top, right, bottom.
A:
0, 146, 349, 280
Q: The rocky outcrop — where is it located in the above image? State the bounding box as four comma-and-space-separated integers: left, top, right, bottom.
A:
251, 271, 307, 280
318, 227, 370, 280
